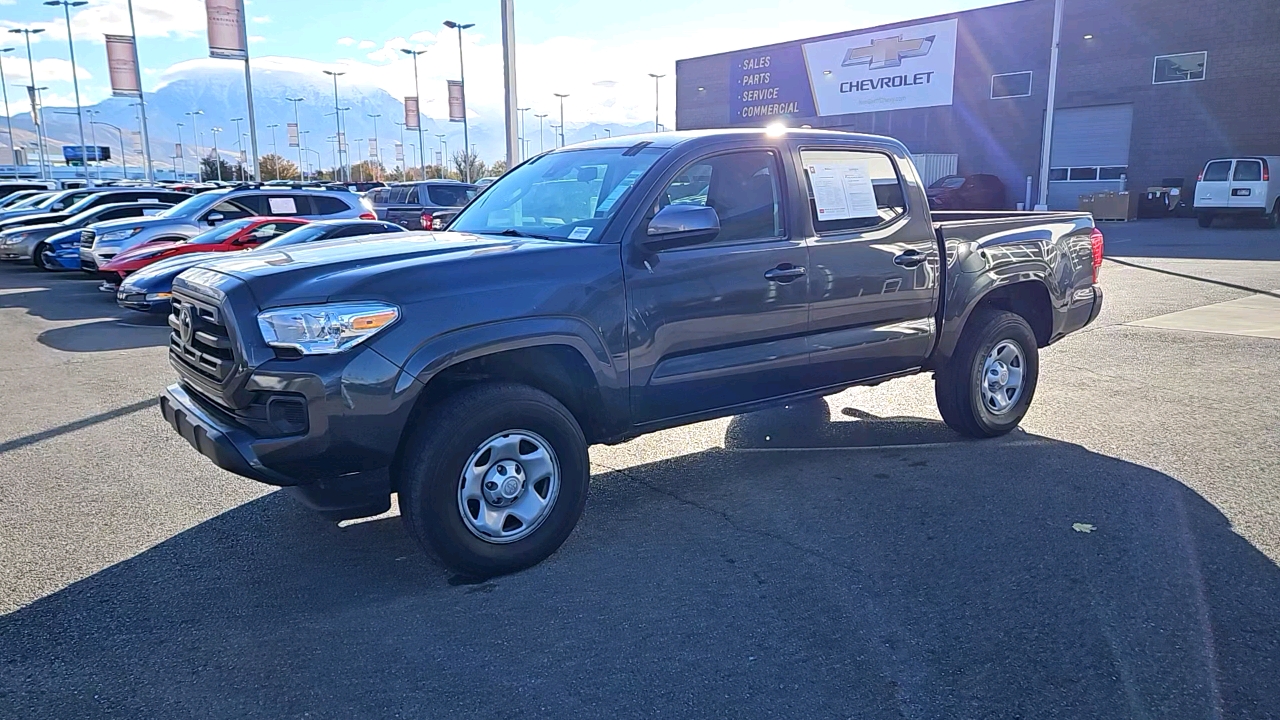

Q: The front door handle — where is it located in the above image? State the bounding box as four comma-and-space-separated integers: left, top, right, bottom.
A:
764, 264, 806, 283
893, 250, 927, 268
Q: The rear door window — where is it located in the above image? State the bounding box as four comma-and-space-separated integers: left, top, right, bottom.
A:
312, 195, 353, 215
426, 185, 477, 207
390, 187, 412, 204
1233, 160, 1263, 182
1202, 161, 1232, 182
800, 148, 908, 233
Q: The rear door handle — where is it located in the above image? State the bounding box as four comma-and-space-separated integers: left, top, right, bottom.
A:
764, 264, 806, 283
893, 250, 927, 268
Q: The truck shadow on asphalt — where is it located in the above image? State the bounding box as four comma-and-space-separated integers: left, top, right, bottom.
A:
0, 267, 127, 324
2, 416, 1278, 718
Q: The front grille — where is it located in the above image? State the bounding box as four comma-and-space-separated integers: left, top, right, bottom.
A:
79, 229, 94, 249
169, 292, 237, 385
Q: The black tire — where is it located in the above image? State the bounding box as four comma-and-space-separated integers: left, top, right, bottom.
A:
935, 308, 1039, 438
1265, 202, 1279, 230
31, 242, 53, 271
1197, 212, 1214, 228
397, 382, 589, 577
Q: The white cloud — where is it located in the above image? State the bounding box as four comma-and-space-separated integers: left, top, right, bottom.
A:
357, 40, 376, 50
6, 0, 210, 43
248, 35, 266, 44
0, 56, 91, 85
251, 15, 271, 24
337, 37, 356, 47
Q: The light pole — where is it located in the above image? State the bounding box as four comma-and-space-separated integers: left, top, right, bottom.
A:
1036, 0, 1065, 209
393, 120, 406, 177
299, 130, 311, 180
230, 117, 245, 181
45, 2, 92, 184
266, 123, 279, 179
210, 126, 223, 182
84, 108, 99, 180
648, 73, 665, 133
9, 28, 48, 179
554, 93, 569, 147
92, 120, 127, 179
286, 96, 305, 181
400, 48, 428, 182
0, 48, 15, 178
185, 110, 204, 165
125, 0, 153, 181
436, 134, 447, 177
367, 113, 381, 180
175, 122, 186, 180
517, 106, 529, 161
408, 143, 417, 176
323, 70, 345, 182
443, 20, 475, 181
534, 113, 547, 154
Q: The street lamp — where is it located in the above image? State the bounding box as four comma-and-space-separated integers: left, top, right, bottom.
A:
230, 117, 245, 181
286, 96, 305, 181
367, 113, 381, 180
534, 113, 547, 154
175, 121, 186, 180
436, 134, 446, 176
442, 20, 475, 181
186, 110, 204, 164
84, 108, 100, 180
44, 1, 91, 184
554, 93, 569, 147
517, 106, 530, 161
392, 120, 407, 177
0, 47, 15, 179
399, 48, 428, 181
209, 126, 223, 182
323, 70, 346, 182
91, 119, 127, 179
266, 123, 280, 179
9, 28, 48, 179
648, 73, 665, 133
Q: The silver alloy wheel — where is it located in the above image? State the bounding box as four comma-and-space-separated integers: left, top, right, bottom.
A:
457, 430, 560, 544
980, 339, 1025, 415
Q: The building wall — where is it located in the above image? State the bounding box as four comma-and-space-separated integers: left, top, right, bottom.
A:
676, 0, 1280, 208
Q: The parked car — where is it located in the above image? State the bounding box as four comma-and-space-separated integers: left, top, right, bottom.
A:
81, 184, 374, 272
0, 181, 55, 202
1, 201, 175, 266
1193, 156, 1280, 228
474, 176, 499, 188
0, 187, 100, 222
926, 173, 1007, 210
116, 219, 405, 313
365, 180, 478, 229
0, 189, 48, 210
159, 128, 1105, 577
98, 217, 310, 288
0, 188, 190, 234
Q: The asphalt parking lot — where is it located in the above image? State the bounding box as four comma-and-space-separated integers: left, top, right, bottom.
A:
1, 219, 1278, 719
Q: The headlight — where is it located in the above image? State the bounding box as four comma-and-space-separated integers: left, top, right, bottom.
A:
145, 292, 172, 301
257, 302, 399, 355
98, 228, 142, 243
1, 233, 27, 245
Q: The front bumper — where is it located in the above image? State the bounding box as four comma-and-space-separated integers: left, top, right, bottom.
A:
0, 240, 34, 260
116, 288, 170, 313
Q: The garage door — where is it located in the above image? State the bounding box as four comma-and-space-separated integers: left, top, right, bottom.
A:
1046, 104, 1133, 210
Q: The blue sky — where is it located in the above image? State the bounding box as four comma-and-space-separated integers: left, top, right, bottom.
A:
0, 0, 1014, 125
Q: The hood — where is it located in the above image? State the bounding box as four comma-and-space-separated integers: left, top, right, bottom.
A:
194, 230, 579, 308
0, 212, 69, 232
101, 240, 186, 268
0, 221, 65, 238
90, 214, 196, 238
121, 252, 220, 289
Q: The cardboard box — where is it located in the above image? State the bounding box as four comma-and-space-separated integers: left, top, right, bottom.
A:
1078, 194, 1096, 214
1091, 191, 1136, 221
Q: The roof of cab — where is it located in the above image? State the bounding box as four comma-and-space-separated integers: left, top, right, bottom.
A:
552, 127, 908, 154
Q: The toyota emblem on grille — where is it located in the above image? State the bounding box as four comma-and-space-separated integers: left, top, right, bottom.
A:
177, 304, 194, 345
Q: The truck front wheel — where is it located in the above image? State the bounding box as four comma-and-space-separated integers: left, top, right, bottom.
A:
397, 382, 590, 577
935, 309, 1040, 438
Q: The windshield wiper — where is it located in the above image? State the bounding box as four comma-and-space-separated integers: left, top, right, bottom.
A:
495, 228, 557, 241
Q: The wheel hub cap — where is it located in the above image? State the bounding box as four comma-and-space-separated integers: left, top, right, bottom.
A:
458, 431, 560, 544
979, 340, 1026, 416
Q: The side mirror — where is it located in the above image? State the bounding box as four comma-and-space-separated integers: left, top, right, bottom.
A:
205, 212, 225, 225
641, 204, 720, 252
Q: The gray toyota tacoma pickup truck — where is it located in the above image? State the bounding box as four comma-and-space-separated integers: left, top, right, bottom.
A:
160, 129, 1104, 576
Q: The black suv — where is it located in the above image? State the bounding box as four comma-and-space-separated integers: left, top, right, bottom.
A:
366, 180, 478, 230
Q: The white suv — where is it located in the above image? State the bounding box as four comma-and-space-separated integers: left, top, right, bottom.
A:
1193, 157, 1280, 228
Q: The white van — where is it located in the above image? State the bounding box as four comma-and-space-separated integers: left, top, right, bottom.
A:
1193, 156, 1280, 228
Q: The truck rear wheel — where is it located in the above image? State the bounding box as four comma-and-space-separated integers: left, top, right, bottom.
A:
1197, 212, 1214, 228
1265, 202, 1279, 230
397, 382, 589, 577
935, 308, 1039, 438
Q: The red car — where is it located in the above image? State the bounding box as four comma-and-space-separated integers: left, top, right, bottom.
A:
98, 217, 308, 285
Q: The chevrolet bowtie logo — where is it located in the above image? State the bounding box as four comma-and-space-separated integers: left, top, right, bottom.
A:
841, 34, 936, 70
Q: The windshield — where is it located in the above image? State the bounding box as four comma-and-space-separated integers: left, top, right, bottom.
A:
449, 147, 665, 242
9, 193, 54, 209
0, 192, 39, 208
186, 219, 256, 244
255, 224, 330, 250
158, 191, 239, 219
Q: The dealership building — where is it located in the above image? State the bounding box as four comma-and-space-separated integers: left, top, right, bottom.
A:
675, 0, 1280, 209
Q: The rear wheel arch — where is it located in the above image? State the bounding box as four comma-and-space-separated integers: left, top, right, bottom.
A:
970, 280, 1054, 347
